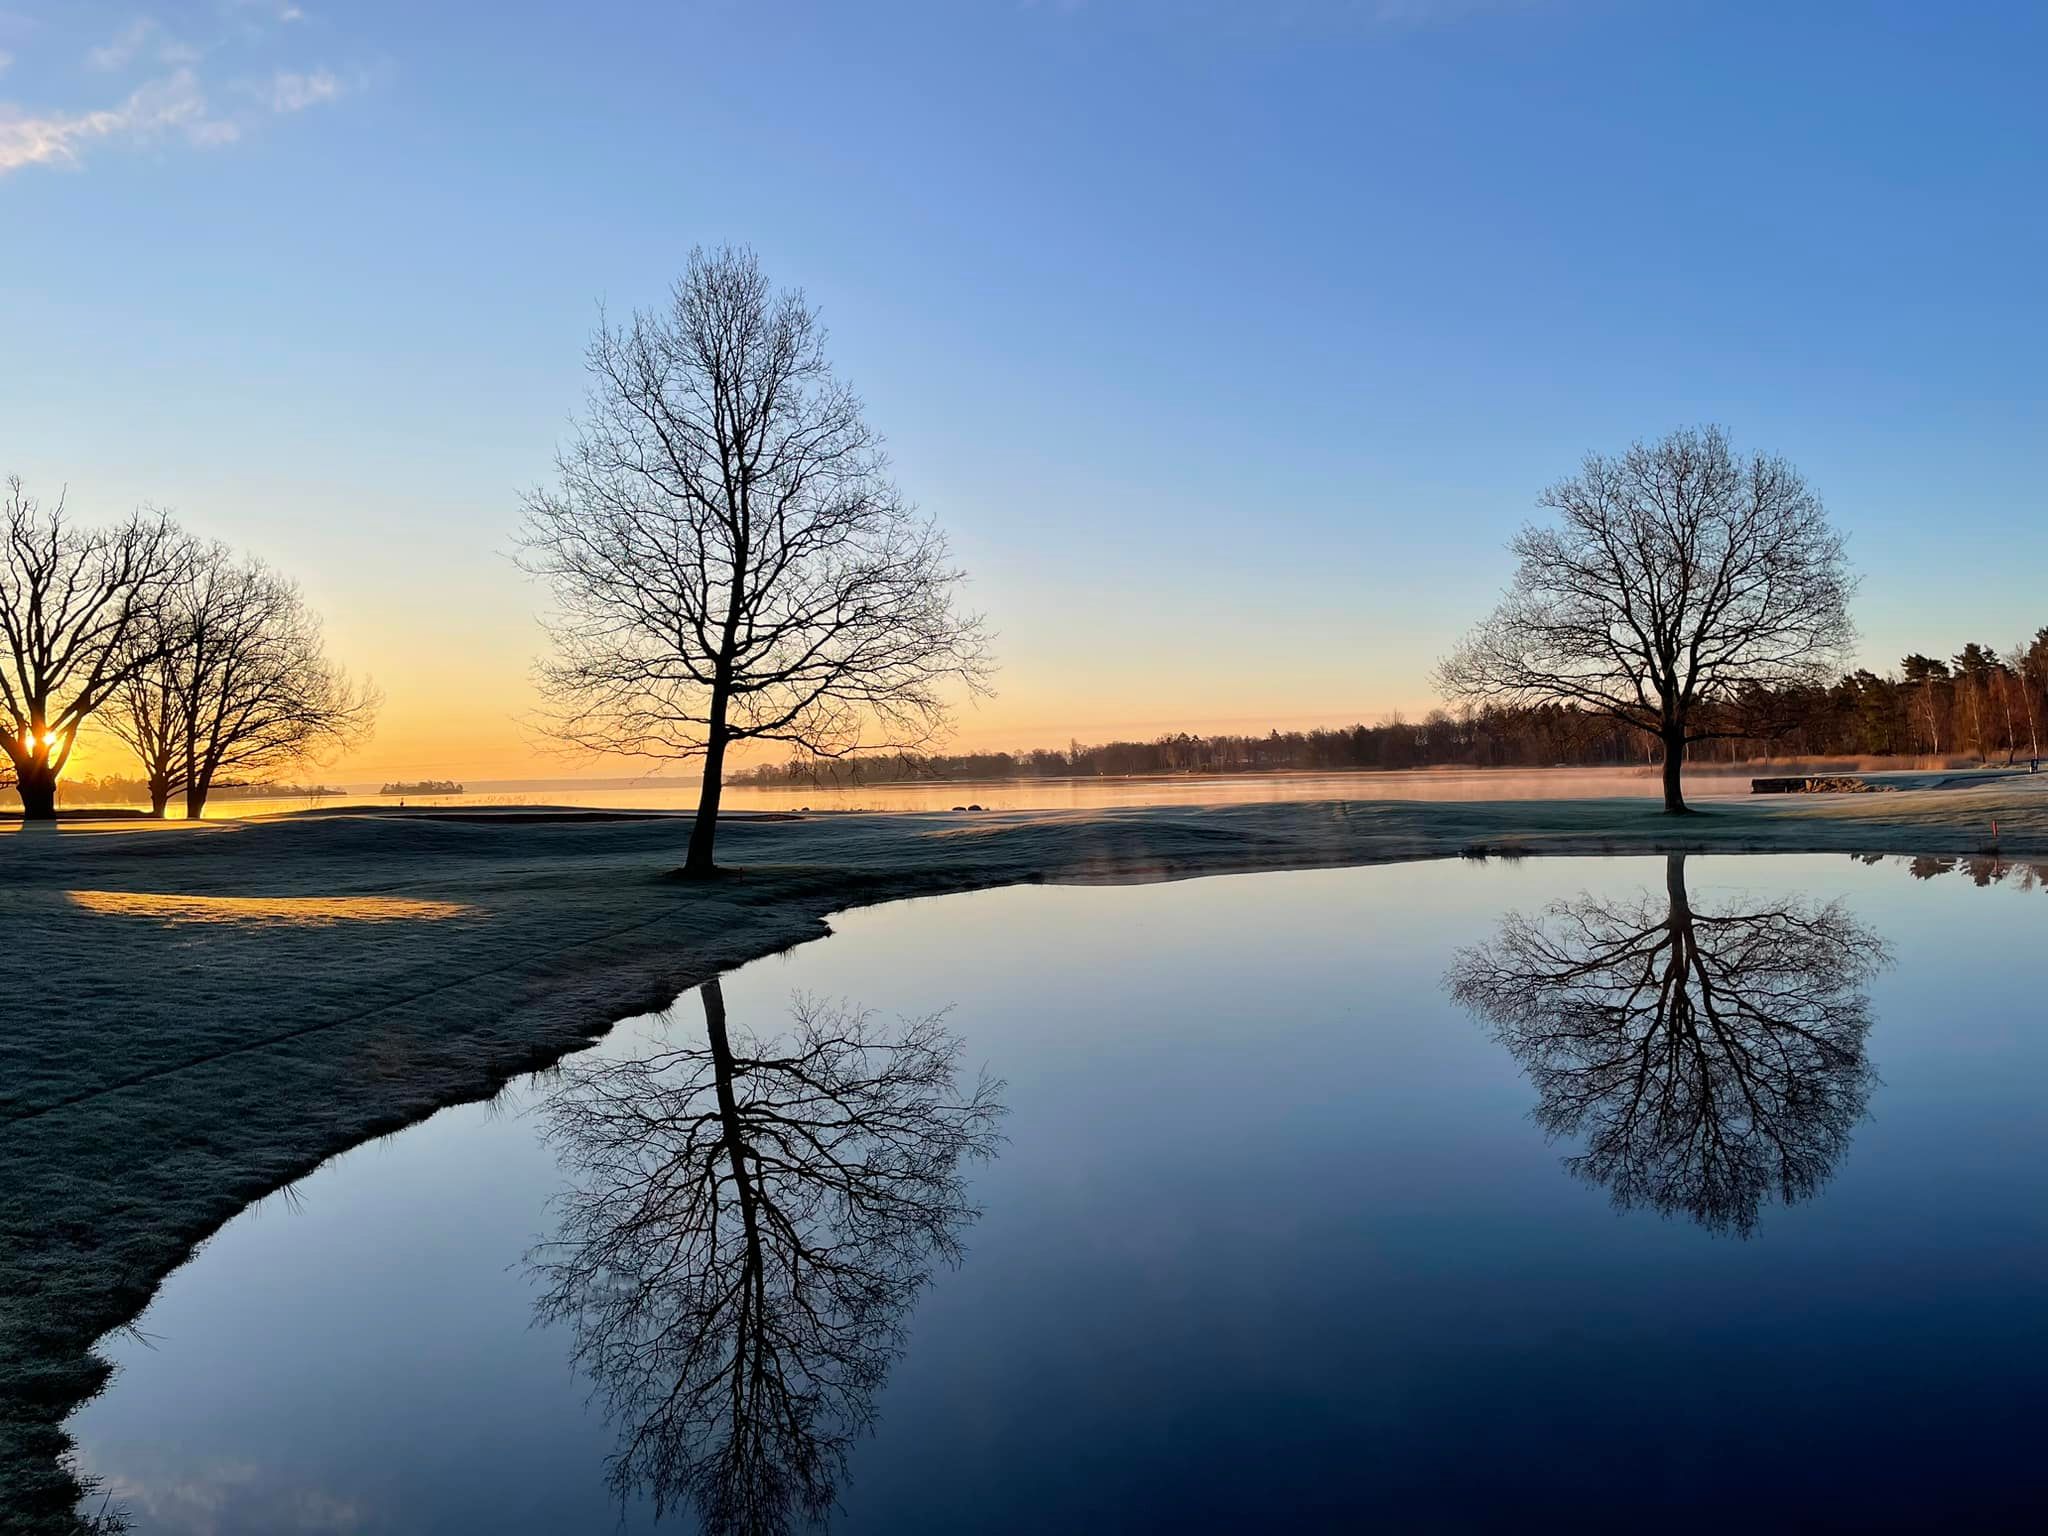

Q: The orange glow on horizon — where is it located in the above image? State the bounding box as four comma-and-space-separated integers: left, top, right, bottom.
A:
48, 644, 1436, 790
54, 695, 1439, 790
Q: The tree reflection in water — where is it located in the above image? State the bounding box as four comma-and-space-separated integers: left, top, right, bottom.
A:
1902, 853, 2048, 889
531, 980, 1004, 1534
1448, 854, 1889, 1236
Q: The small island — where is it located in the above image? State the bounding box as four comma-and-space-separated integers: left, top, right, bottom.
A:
380, 780, 464, 796
212, 781, 346, 799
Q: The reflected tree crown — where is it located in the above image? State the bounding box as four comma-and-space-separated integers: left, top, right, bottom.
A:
1447, 855, 1889, 1237
531, 981, 1005, 1535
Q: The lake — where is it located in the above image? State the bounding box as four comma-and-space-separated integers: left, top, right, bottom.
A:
65, 764, 1770, 820
69, 853, 2048, 1531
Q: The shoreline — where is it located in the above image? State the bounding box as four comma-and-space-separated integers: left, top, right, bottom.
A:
22, 758, 2037, 822
6, 783, 2048, 1530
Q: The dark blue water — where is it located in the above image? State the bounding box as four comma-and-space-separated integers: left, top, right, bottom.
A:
70, 855, 2048, 1531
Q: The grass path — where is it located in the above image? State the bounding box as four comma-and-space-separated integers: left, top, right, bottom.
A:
4, 782, 2045, 1531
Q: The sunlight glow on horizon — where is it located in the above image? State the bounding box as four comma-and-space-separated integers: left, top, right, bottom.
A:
61, 686, 1448, 787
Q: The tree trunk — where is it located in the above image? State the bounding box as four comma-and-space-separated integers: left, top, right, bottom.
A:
1663, 852, 1694, 969
700, 978, 763, 1253
1661, 729, 1688, 814
1664, 851, 1690, 914
685, 718, 730, 878
183, 753, 214, 818
149, 779, 172, 818
16, 763, 58, 820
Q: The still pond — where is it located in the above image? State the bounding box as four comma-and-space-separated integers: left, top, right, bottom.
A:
72, 854, 2048, 1531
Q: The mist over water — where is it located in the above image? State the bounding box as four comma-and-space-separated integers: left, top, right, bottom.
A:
73, 766, 1773, 821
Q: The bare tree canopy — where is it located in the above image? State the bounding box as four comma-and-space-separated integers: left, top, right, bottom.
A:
1438, 426, 1856, 811
104, 538, 378, 818
1446, 855, 1887, 1236
518, 245, 992, 875
532, 982, 1004, 1534
0, 477, 178, 820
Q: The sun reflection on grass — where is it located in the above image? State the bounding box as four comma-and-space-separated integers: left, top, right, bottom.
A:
63, 890, 478, 926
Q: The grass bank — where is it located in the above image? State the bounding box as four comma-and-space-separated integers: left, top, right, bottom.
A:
4, 782, 2046, 1531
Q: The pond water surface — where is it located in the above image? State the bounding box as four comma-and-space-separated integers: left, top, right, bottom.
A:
71, 854, 2048, 1532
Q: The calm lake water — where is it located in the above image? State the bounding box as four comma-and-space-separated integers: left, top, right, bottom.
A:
71, 854, 2048, 1532
67, 764, 1769, 820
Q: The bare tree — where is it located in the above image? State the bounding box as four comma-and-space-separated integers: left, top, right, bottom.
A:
105, 539, 378, 818
109, 628, 186, 817
1992, 662, 2020, 764
1437, 427, 1856, 812
2006, 641, 2040, 762
0, 478, 177, 820
518, 246, 992, 876
532, 981, 1004, 1533
1446, 855, 1887, 1236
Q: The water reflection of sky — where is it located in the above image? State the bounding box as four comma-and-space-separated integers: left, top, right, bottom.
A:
71, 855, 2048, 1532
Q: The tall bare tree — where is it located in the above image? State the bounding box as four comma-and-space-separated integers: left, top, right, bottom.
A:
518, 245, 992, 876
0, 478, 177, 820
2005, 640, 2040, 762
106, 539, 378, 818
1437, 427, 1855, 812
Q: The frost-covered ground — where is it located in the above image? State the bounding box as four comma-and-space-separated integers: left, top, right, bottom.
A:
3, 781, 2046, 1531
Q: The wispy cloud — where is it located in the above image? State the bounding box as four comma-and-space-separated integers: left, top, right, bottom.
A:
86, 17, 148, 70
4, 6, 362, 176
224, 0, 308, 24
258, 66, 341, 113
0, 65, 236, 172
85, 16, 195, 71
0, 50, 13, 76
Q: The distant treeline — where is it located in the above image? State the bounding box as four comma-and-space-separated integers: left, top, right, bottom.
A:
734, 633, 2048, 786
211, 781, 345, 799
730, 709, 1668, 787
30, 774, 346, 806
26, 773, 156, 806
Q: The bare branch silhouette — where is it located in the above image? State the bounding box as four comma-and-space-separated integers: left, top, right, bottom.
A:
104, 537, 378, 818
0, 477, 178, 819
1437, 427, 1856, 811
517, 245, 993, 875
531, 981, 1004, 1534
1447, 855, 1888, 1236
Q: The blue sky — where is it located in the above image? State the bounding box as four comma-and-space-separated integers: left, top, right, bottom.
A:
4, 0, 2043, 776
